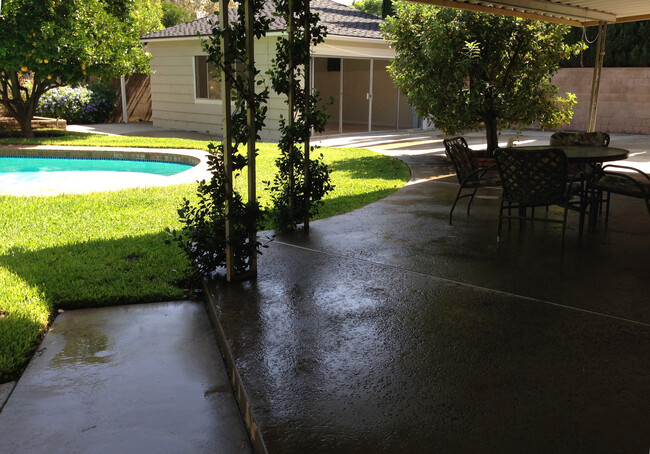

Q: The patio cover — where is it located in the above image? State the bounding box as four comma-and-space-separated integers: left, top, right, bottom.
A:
412, 0, 650, 26
410, 1, 650, 131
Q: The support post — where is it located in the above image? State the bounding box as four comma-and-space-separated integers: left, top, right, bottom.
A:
303, 0, 311, 231
120, 76, 128, 124
339, 59, 343, 134
245, 0, 257, 274
219, 0, 235, 281
587, 22, 607, 133
368, 59, 373, 132
287, 0, 295, 229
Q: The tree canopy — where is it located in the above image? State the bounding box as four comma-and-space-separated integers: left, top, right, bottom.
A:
350, 0, 381, 17
0, 0, 157, 137
382, 3, 582, 153
162, 0, 195, 28
167, 0, 213, 19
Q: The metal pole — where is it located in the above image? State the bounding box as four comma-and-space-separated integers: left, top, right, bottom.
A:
219, 0, 235, 281
245, 0, 257, 275
368, 59, 373, 132
288, 0, 295, 229
339, 59, 343, 134
396, 89, 400, 130
303, 0, 311, 231
587, 22, 607, 132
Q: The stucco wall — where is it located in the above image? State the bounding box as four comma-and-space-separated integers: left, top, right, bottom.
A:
552, 67, 650, 134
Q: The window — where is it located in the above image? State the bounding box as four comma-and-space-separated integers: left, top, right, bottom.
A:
327, 58, 341, 72
195, 56, 221, 100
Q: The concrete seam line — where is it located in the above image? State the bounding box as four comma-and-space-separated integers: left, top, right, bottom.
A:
274, 240, 650, 329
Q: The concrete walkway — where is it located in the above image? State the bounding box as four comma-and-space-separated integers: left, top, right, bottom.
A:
0, 302, 252, 454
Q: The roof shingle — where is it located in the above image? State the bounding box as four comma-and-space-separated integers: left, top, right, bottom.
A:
141, 0, 384, 40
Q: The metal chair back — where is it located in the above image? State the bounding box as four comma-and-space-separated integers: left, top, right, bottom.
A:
495, 148, 568, 206
444, 137, 479, 185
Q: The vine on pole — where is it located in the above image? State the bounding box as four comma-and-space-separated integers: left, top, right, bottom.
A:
168, 0, 271, 282
268, 0, 333, 233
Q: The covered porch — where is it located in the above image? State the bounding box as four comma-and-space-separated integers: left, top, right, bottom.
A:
205, 130, 650, 453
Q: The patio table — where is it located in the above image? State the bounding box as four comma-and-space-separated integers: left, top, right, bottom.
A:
514, 145, 629, 164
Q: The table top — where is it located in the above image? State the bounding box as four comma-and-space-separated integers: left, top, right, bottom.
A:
513, 145, 629, 163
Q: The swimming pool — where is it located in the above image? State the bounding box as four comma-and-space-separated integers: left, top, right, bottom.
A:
1, 156, 194, 176
0, 149, 208, 196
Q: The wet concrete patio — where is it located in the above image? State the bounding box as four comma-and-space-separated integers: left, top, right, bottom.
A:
0, 302, 252, 454
206, 131, 650, 453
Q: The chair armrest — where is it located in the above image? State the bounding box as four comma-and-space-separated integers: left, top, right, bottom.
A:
595, 167, 650, 198
600, 165, 650, 183
477, 163, 498, 178
566, 171, 586, 198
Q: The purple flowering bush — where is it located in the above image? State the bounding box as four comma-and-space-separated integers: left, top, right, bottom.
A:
37, 84, 118, 124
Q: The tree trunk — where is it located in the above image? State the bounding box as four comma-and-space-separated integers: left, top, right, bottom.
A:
17, 115, 34, 138
484, 117, 499, 156
381, 0, 394, 18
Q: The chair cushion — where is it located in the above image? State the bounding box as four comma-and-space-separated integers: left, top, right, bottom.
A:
550, 132, 609, 147
594, 174, 650, 198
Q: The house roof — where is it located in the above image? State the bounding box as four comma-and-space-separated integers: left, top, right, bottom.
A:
141, 0, 384, 41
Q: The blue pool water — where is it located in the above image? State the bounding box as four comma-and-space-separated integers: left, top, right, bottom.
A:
0, 156, 193, 176
0, 155, 197, 195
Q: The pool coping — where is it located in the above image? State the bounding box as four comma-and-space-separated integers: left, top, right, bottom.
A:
0, 145, 212, 196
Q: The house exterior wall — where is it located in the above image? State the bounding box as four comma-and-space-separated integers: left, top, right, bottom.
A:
147, 39, 220, 135
145, 35, 396, 141
146, 35, 286, 141
552, 67, 650, 134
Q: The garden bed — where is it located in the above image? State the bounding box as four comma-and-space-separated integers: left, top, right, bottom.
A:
0, 116, 66, 131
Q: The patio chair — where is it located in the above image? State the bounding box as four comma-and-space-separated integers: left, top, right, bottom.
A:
443, 137, 501, 224
590, 164, 650, 226
494, 147, 587, 246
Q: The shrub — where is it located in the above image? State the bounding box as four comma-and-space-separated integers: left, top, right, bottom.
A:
37, 84, 118, 124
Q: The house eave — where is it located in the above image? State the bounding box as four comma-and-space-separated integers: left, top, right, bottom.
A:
141, 32, 385, 45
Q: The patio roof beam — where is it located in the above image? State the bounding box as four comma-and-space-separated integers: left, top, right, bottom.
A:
615, 14, 650, 24
409, 0, 619, 26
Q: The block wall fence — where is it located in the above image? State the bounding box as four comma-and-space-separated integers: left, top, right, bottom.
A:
552, 67, 650, 135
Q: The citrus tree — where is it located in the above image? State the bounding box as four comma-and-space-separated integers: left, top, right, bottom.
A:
382, 3, 583, 154
0, 0, 156, 137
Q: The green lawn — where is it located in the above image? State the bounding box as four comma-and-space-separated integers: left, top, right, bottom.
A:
0, 131, 410, 382
0, 129, 210, 150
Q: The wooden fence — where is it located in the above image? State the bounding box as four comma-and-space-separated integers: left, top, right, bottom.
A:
109, 74, 152, 123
